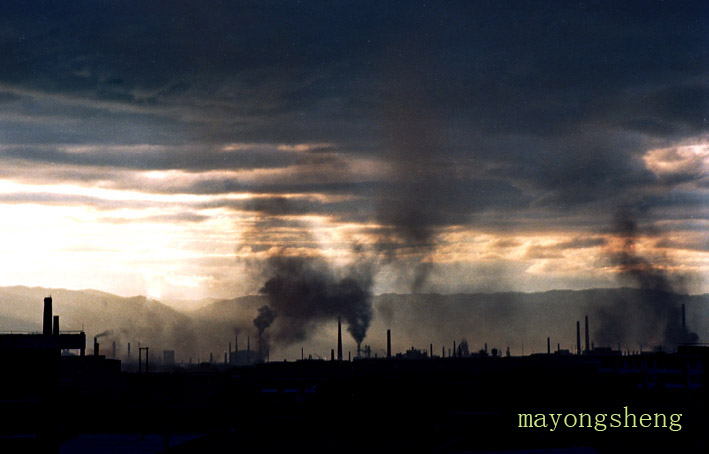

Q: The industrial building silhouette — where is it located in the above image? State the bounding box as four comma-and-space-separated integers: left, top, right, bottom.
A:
0, 297, 706, 453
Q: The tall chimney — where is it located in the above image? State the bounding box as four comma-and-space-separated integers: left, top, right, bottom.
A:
53, 315, 59, 337
453, 340, 456, 358
585, 315, 590, 353
94, 337, 99, 356
127, 342, 131, 359
682, 303, 686, 331
337, 318, 343, 361
430, 343, 433, 358
386, 329, 391, 359
576, 321, 581, 355
331, 349, 335, 361
547, 337, 550, 354
43, 296, 53, 336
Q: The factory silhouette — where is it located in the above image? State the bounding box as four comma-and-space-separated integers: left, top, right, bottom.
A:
0, 296, 706, 453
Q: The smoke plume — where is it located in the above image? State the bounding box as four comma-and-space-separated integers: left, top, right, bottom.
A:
257, 255, 373, 347
595, 211, 699, 349
372, 49, 471, 293
253, 305, 276, 336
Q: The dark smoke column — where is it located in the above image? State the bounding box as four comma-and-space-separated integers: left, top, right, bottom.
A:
595, 211, 700, 350
253, 305, 276, 359
258, 256, 373, 349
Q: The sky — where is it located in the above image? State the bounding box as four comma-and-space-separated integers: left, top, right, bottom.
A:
0, 1, 707, 304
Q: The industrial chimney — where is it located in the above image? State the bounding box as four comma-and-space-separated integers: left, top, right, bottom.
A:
53, 315, 59, 337
94, 337, 99, 357
43, 296, 53, 336
337, 317, 343, 361
387, 329, 391, 359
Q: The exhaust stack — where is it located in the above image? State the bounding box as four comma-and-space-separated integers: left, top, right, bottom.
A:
337, 317, 343, 361
43, 296, 53, 336
53, 316, 59, 337
387, 329, 391, 359
94, 337, 99, 357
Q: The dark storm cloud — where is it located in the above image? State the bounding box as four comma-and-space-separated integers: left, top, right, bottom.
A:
0, 145, 303, 171
0, 0, 706, 234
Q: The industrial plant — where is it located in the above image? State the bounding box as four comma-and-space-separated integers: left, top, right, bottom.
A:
0, 296, 705, 453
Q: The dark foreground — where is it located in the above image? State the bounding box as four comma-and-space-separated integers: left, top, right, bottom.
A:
0, 347, 706, 454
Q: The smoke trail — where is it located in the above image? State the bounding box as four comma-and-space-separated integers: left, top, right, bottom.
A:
258, 255, 373, 347
595, 211, 699, 349
253, 305, 276, 340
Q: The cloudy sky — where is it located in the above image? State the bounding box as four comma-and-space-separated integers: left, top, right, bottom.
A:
0, 1, 707, 303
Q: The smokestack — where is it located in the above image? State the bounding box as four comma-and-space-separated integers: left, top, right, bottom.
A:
127, 342, 131, 359
430, 343, 433, 358
453, 340, 456, 358
53, 315, 59, 337
682, 303, 686, 331
331, 349, 335, 361
337, 317, 343, 361
94, 337, 99, 357
585, 315, 590, 353
387, 329, 391, 359
43, 296, 53, 336
576, 321, 581, 355
547, 337, 550, 355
